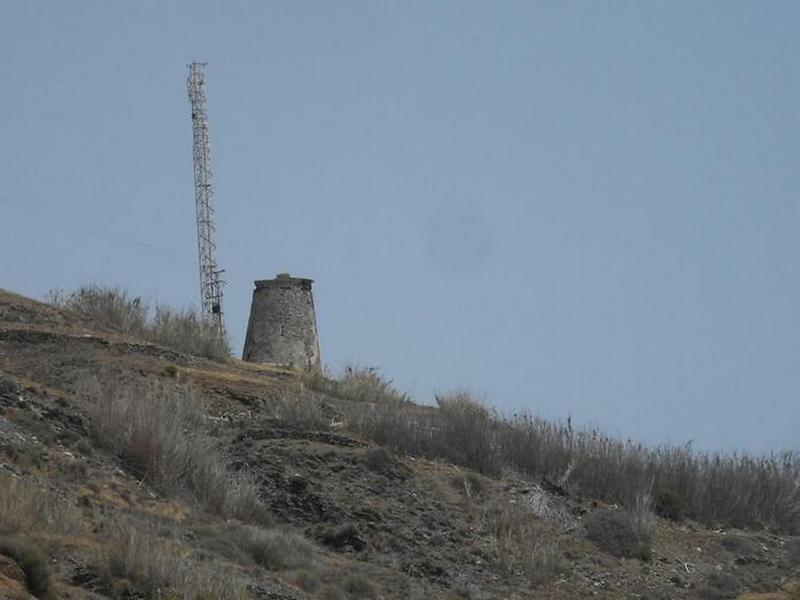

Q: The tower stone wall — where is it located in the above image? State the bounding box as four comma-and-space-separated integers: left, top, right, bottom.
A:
241, 273, 321, 371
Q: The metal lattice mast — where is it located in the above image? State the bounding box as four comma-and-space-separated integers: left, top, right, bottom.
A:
187, 62, 225, 331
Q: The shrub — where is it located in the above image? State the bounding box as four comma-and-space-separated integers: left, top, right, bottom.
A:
85, 379, 263, 522
699, 572, 742, 600
654, 489, 684, 522
48, 285, 230, 361
585, 508, 652, 561
320, 585, 347, 600
786, 537, 800, 566
0, 538, 55, 600
342, 572, 378, 599
720, 533, 760, 557
291, 569, 321, 593
363, 447, 399, 476
0, 375, 19, 397
318, 523, 367, 552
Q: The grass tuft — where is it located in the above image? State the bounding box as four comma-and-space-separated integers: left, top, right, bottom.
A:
303, 365, 409, 404
48, 285, 230, 361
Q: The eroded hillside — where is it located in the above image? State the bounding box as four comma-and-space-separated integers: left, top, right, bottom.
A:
0, 288, 798, 599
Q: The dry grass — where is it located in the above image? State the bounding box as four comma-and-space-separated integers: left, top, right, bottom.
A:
84, 379, 264, 522
337, 384, 800, 533
48, 285, 230, 361
482, 500, 563, 585
98, 516, 249, 599
147, 305, 230, 361
0, 473, 85, 536
303, 365, 409, 404
271, 390, 332, 430
47, 286, 147, 334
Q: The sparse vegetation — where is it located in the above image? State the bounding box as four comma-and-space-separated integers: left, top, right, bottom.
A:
84, 378, 263, 522
48, 285, 230, 360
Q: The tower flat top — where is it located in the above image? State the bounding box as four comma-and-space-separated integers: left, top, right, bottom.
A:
254, 275, 314, 289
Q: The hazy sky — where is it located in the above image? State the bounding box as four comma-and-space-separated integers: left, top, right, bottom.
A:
3, 1, 798, 453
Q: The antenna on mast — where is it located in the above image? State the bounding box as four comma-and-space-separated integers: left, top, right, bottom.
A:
187, 62, 225, 332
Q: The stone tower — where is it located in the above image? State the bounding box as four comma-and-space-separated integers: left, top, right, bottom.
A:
242, 273, 321, 371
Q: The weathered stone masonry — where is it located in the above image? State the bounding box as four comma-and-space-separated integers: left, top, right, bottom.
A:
241, 273, 321, 371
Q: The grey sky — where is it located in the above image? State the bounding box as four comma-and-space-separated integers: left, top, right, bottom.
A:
2, 1, 798, 453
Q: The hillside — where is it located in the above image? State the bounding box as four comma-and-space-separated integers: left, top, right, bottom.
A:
0, 288, 798, 599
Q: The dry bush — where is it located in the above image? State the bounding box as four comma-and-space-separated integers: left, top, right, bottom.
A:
303, 365, 409, 404
47, 285, 147, 334
344, 394, 437, 458
585, 507, 653, 561
48, 285, 230, 361
272, 390, 332, 430
345, 391, 501, 475
499, 415, 800, 533
0, 473, 84, 536
482, 500, 562, 585
346, 388, 800, 533
341, 572, 379, 599
0, 537, 56, 600
435, 392, 502, 476
236, 524, 316, 570
99, 516, 248, 599
786, 537, 800, 566
147, 305, 230, 362
720, 533, 760, 557
85, 379, 263, 522
699, 571, 742, 600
